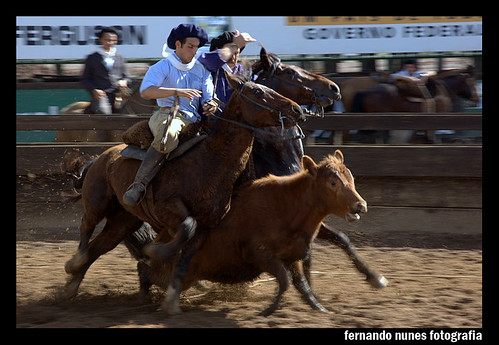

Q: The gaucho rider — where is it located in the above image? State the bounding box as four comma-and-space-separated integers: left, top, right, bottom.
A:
197, 30, 256, 106
123, 23, 217, 206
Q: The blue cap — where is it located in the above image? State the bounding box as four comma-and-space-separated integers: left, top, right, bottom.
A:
167, 23, 208, 50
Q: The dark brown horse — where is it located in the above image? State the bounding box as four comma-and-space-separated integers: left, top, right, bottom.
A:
62, 73, 304, 309
351, 75, 452, 113
252, 47, 341, 115
132, 152, 370, 315
350, 75, 453, 143
247, 47, 341, 178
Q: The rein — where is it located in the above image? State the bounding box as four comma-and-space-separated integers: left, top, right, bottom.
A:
211, 85, 304, 141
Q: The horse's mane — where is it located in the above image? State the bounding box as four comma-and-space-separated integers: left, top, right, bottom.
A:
233, 73, 252, 84
251, 52, 281, 76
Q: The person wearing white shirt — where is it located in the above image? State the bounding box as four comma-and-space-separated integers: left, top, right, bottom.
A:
123, 23, 216, 206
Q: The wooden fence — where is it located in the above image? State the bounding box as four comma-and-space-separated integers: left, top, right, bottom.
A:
16, 113, 482, 235
16, 113, 482, 177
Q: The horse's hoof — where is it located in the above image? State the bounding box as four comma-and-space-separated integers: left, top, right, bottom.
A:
367, 274, 388, 289
65, 250, 88, 274
138, 290, 152, 304
58, 279, 80, 300
160, 301, 182, 316
159, 286, 182, 315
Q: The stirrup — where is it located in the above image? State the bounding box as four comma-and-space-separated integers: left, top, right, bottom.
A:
123, 182, 147, 205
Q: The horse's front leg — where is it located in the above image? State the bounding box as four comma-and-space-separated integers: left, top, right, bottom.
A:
316, 222, 388, 289
161, 232, 203, 315
64, 212, 101, 275
143, 215, 196, 262
62, 210, 143, 299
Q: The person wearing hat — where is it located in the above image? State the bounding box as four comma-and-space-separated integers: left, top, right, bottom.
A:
123, 23, 216, 206
81, 27, 130, 114
391, 59, 427, 79
198, 30, 256, 106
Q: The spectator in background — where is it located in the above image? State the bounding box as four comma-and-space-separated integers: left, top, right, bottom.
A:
81, 27, 130, 114
391, 59, 426, 78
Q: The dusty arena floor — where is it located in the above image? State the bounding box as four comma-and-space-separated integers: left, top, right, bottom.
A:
16, 232, 482, 328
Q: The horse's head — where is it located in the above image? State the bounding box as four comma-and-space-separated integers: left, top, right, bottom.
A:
226, 72, 305, 129
438, 66, 479, 106
253, 47, 341, 115
302, 151, 367, 223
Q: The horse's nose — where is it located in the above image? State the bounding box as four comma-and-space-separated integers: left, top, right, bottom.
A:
330, 83, 342, 101
292, 104, 305, 121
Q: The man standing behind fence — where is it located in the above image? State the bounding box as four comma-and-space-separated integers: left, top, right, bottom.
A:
81, 27, 130, 114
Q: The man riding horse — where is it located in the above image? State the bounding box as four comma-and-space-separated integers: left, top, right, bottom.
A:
123, 24, 218, 206
198, 30, 256, 106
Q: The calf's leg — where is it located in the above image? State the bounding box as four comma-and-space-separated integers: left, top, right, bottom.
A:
290, 260, 328, 312
316, 222, 388, 289
254, 252, 290, 317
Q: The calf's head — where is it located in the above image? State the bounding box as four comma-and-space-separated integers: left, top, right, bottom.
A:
302, 151, 367, 223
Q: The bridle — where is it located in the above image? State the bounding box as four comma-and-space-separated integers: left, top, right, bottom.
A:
210, 82, 304, 140
254, 59, 326, 118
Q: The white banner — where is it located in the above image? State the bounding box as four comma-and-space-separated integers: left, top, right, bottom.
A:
233, 16, 482, 55
16, 16, 229, 59
16, 16, 482, 60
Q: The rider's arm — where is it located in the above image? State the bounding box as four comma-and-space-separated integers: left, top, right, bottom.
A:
141, 86, 202, 101
140, 86, 177, 99
198, 49, 227, 73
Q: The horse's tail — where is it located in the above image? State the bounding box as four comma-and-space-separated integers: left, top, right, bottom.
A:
351, 90, 365, 113
60, 150, 97, 203
123, 223, 156, 261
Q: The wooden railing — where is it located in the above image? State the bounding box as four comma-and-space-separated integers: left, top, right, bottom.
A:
16, 113, 482, 177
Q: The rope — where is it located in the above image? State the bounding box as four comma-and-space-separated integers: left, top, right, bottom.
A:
310, 271, 481, 279
249, 271, 481, 285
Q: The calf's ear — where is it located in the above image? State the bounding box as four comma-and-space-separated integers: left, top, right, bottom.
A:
334, 150, 344, 164
302, 155, 317, 177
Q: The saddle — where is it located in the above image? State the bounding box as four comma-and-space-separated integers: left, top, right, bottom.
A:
390, 76, 436, 112
120, 120, 207, 161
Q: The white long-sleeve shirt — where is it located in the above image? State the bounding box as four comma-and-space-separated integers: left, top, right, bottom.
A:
140, 52, 214, 122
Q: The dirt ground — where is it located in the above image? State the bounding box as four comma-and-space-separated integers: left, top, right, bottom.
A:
16, 231, 482, 328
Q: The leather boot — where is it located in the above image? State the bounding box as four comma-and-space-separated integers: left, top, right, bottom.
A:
122, 146, 166, 206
